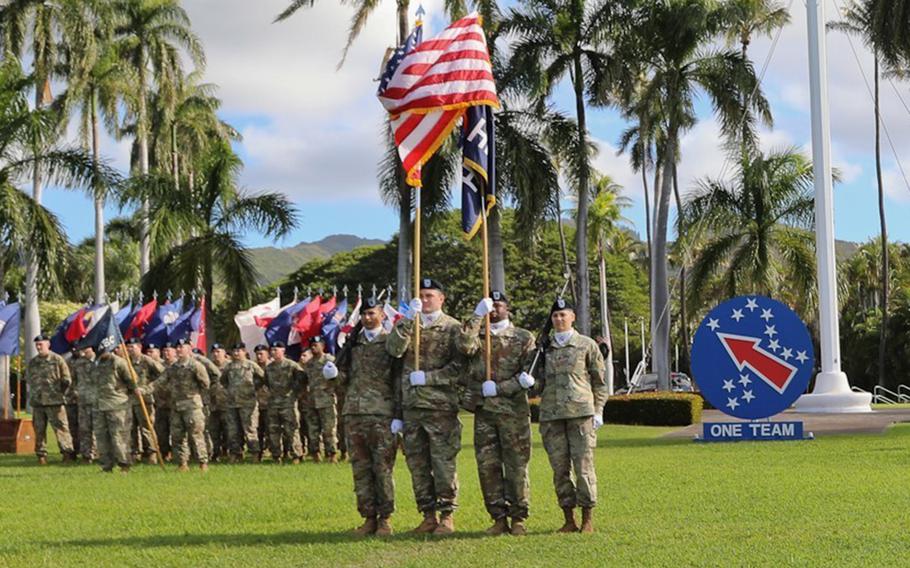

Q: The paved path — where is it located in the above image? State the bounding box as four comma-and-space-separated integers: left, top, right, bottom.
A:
665, 408, 910, 439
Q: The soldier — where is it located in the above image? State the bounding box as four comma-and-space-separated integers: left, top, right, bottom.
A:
71, 345, 97, 463
386, 278, 463, 535
24, 334, 76, 464
65, 349, 80, 457
208, 344, 230, 461
221, 342, 265, 462
536, 298, 607, 534
193, 347, 222, 462
153, 342, 175, 462
126, 337, 164, 464
336, 297, 400, 536
146, 338, 210, 472
302, 336, 339, 463
457, 290, 535, 536
253, 344, 272, 460
91, 348, 136, 473
297, 347, 313, 458
263, 340, 304, 464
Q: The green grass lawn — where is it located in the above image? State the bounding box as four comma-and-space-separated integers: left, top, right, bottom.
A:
1, 416, 909, 567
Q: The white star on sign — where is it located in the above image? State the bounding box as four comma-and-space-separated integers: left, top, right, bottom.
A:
745, 298, 758, 312
726, 397, 740, 410
760, 308, 774, 322
781, 348, 793, 361
731, 309, 745, 322
764, 325, 777, 338
707, 318, 720, 331
796, 350, 809, 364
768, 339, 781, 351
742, 390, 755, 403
723, 379, 735, 392
738, 374, 751, 387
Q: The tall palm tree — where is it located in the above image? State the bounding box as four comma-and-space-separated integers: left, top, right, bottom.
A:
625, 0, 771, 389
831, 0, 891, 385
502, 0, 624, 334
111, 0, 204, 276
683, 148, 817, 311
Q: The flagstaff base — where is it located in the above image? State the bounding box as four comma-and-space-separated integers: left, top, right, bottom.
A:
794, 371, 872, 413
0, 419, 36, 454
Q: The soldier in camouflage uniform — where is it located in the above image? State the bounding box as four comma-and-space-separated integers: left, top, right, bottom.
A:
386, 278, 463, 535
71, 346, 97, 462
146, 338, 210, 471
208, 344, 230, 461
24, 335, 76, 464
302, 336, 339, 463
536, 298, 607, 534
221, 342, 264, 462
193, 348, 221, 462
253, 344, 272, 460
263, 341, 304, 464
126, 338, 164, 464
65, 349, 80, 457
336, 297, 400, 536
91, 350, 136, 473
152, 342, 174, 461
457, 291, 536, 536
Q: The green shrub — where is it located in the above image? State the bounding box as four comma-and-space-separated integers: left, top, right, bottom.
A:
604, 393, 703, 426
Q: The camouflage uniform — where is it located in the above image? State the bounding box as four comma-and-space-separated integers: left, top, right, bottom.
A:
128, 353, 164, 459
154, 360, 173, 458
538, 331, 607, 509
337, 328, 400, 520
64, 358, 80, 456
209, 359, 230, 459
24, 351, 75, 458
256, 366, 272, 456
194, 354, 221, 460
71, 355, 97, 459
302, 353, 338, 457
148, 357, 211, 465
221, 359, 264, 456
91, 353, 136, 471
458, 316, 535, 521
264, 358, 304, 460
386, 313, 463, 515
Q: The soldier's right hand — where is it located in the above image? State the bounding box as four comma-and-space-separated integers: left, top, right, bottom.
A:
322, 362, 338, 379
390, 419, 404, 434
474, 297, 494, 317
518, 372, 535, 389
409, 370, 426, 386
405, 298, 423, 319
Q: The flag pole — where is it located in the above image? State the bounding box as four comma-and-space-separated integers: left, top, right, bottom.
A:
15, 354, 21, 418
118, 344, 166, 471
480, 200, 492, 382
413, 175, 421, 372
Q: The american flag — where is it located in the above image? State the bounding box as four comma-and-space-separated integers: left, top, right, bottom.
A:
378, 13, 499, 187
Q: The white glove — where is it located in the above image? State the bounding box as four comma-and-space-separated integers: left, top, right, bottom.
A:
322, 362, 338, 379
518, 372, 535, 389
481, 380, 497, 398
409, 370, 426, 386
593, 414, 604, 429
406, 298, 423, 319
390, 419, 404, 434
474, 297, 494, 317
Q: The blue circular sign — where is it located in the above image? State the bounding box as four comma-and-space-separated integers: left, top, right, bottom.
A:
691, 296, 815, 420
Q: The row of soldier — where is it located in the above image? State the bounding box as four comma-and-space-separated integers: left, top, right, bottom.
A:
23, 278, 609, 537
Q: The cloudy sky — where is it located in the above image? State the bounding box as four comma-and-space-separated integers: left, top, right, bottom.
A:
41, 0, 910, 249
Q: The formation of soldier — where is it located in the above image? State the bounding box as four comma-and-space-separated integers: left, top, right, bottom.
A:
22, 278, 609, 536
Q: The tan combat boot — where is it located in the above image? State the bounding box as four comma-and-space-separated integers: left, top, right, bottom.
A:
557, 507, 579, 533
375, 517, 393, 536
340, 450, 347, 462
37, 456, 48, 466
311, 452, 321, 463
200, 463, 209, 473
147, 454, 159, 465
327, 453, 338, 464
291, 457, 301, 465
510, 518, 528, 536
485, 517, 509, 536
412, 511, 438, 534
433, 512, 455, 535
353, 517, 377, 536
62, 452, 75, 464
119, 465, 130, 474
177, 463, 189, 472
580, 508, 594, 533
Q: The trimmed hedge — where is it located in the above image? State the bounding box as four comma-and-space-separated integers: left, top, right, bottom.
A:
604, 393, 703, 426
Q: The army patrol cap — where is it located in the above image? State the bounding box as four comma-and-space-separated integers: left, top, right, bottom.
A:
491, 290, 509, 304
270, 340, 286, 349
33, 334, 50, 342
419, 278, 444, 293
254, 343, 269, 353
232, 342, 246, 350
311, 335, 325, 344
550, 297, 575, 314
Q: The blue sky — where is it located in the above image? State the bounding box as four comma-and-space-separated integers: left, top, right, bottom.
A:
40, 0, 910, 249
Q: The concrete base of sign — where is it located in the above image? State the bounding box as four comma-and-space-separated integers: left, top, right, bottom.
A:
794, 371, 872, 413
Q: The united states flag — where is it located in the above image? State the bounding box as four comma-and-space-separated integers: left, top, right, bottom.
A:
378, 13, 499, 187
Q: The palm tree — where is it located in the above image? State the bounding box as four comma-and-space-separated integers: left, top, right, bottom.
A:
502, 0, 624, 334
683, 148, 817, 312
130, 142, 299, 342
831, 0, 891, 386
111, 0, 205, 276
626, 0, 771, 389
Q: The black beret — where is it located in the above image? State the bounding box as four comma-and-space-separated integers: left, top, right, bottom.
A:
191, 348, 202, 355
419, 278, 444, 293
232, 342, 246, 350
311, 335, 325, 344
125, 337, 142, 345
270, 340, 286, 349
33, 334, 50, 342
363, 296, 380, 309
145, 343, 159, 351
162, 342, 176, 349
550, 297, 575, 314
254, 344, 269, 352
175, 338, 191, 346
491, 290, 508, 304
210, 343, 224, 352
